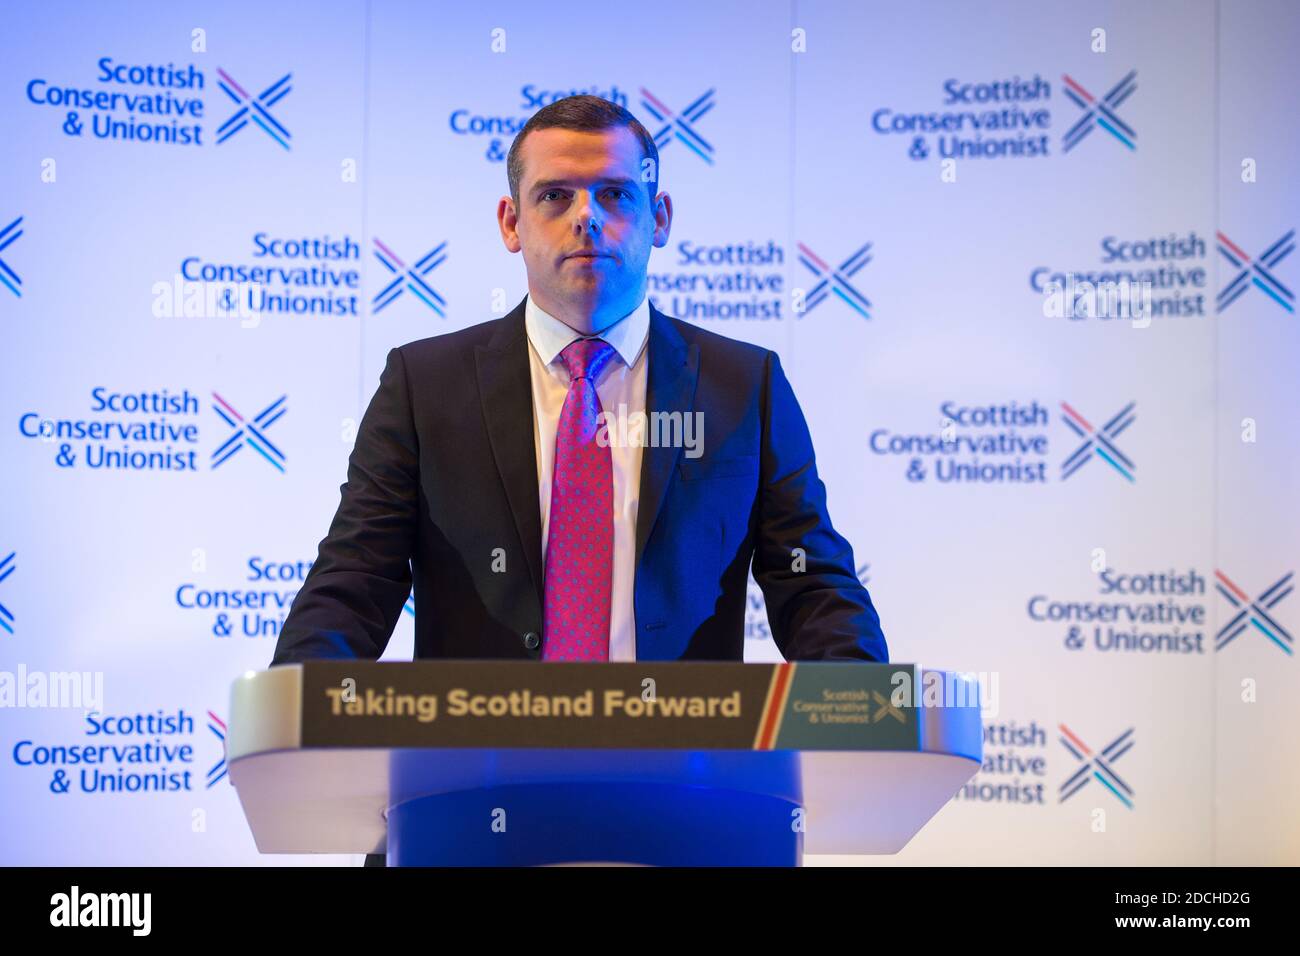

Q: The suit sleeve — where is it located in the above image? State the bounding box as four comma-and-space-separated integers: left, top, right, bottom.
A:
751, 350, 888, 662
269, 347, 420, 665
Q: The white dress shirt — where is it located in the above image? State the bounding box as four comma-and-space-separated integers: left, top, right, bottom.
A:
525, 292, 650, 662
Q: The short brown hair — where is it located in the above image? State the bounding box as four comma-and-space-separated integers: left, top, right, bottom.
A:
507, 94, 660, 208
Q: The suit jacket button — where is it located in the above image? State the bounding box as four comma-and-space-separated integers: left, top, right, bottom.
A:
522, 631, 541, 651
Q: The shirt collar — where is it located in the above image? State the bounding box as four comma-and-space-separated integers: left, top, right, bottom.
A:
524, 292, 650, 369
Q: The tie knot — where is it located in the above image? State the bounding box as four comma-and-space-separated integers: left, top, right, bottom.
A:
559, 337, 617, 382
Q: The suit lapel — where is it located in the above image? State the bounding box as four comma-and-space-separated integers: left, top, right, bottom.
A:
634, 303, 700, 570
474, 300, 545, 614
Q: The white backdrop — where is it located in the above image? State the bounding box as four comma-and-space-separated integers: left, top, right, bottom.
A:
1, 0, 1296, 865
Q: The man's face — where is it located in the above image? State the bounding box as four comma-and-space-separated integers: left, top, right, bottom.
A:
498, 126, 672, 333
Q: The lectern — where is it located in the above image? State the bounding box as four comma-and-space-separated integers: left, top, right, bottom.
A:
227, 661, 981, 866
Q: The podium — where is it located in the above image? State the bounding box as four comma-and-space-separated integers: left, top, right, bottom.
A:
227, 661, 982, 866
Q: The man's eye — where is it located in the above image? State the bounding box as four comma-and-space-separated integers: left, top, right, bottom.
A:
607, 189, 628, 200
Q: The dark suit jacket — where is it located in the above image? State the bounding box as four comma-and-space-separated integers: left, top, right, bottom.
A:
269, 295, 886, 666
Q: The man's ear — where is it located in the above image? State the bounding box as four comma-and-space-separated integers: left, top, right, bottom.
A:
497, 196, 522, 253
652, 191, 673, 248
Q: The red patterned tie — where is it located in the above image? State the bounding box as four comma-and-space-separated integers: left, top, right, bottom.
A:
541, 337, 618, 661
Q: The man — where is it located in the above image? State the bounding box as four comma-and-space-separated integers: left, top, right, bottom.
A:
270, 94, 886, 669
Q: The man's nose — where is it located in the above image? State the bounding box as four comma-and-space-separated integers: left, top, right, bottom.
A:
572, 190, 602, 234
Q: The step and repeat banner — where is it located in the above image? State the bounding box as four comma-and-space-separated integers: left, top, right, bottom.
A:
1, 0, 1296, 865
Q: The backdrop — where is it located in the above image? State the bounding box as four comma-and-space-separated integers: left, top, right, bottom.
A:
2, 0, 1297, 865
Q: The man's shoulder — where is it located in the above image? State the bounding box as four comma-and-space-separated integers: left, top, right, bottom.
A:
391, 314, 522, 367
657, 309, 772, 369
387, 305, 778, 375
